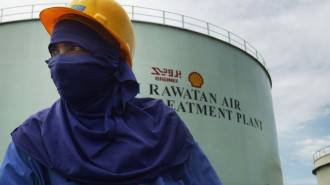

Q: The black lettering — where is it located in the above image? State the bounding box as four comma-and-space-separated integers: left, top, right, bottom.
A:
171, 86, 184, 97
248, 117, 254, 126
227, 110, 232, 120
254, 118, 259, 128
235, 100, 241, 110
199, 92, 208, 102
230, 98, 234, 108
150, 84, 159, 95
209, 106, 216, 117
237, 112, 242, 123
177, 102, 186, 112
186, 102, 195, 113
167, 100, 175, 108
210, 93, 217, 104
218, 108, 226, 118
162, 86, 171, 97
254, 119, 263, 130
196, 104, 207, 115
183, 89, 192, 100
222, 97, 229, 107
191, 89, 200, 101
243, 114, 247, 125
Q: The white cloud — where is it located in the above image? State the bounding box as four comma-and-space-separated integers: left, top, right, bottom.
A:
273, 69, 330, 134
253, 1, 330, 137
286, 177, 317, 185
294, 135, 330, 163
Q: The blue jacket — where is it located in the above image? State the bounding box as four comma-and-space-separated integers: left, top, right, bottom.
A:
0, 142, 221, 185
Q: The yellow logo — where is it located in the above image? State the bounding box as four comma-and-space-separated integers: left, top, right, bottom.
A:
188, 72, 204, 88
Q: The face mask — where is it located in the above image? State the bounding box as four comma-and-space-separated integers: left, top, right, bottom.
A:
46, 54, 117, 110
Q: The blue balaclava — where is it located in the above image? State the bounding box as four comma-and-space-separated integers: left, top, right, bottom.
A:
12, 19, 195, 184
46, 20, 138, 113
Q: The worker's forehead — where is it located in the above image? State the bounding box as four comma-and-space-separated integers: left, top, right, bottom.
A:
50, 42, 77, 47
49, 19, 119, 58
51, 20, 99, 45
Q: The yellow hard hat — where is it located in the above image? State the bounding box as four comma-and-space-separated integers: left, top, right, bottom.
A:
40, 0, 135, 67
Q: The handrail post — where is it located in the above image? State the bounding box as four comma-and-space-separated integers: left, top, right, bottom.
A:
256, 50, 259, 60
228, 32, 231, 43
0, 9, 2, 22
31, 5, 34, 18
182, 15, 184, 28
132, 6, 134, 20
207, 23, 210, 35
163, 11, 165, 24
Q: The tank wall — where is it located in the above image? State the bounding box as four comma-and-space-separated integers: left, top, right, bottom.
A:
314, 154, 330, 185
316, 166, 330, 185
0, 20, 283, 185
132, 22, 283, 185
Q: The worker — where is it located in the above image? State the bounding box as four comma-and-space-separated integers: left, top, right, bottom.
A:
0, 0, 222, 184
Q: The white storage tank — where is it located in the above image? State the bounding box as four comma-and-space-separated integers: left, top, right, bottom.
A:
313, 146, 330, 185
0, 4, 283, 185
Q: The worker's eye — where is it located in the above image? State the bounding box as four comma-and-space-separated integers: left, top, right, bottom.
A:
70, 43, 84, 51
48, 42, 90, 57
49, 45, 59, 57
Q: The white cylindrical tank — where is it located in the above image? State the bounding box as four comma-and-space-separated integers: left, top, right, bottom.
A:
133, 21, 282, 185
0, 5, 283, 185
313, 146, 330, 185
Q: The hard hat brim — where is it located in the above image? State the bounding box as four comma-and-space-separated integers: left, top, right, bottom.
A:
40, 7, 92, 36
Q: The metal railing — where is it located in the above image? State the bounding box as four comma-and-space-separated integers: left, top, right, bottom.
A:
313, 146, 330, 162
0, 3, 268, 70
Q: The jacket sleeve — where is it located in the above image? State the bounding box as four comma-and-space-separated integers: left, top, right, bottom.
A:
0, 142, 46, 185
141, 142, 223, 185
185, 143, 222, 185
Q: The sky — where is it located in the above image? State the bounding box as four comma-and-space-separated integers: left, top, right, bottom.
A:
1, 0, 330, 185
